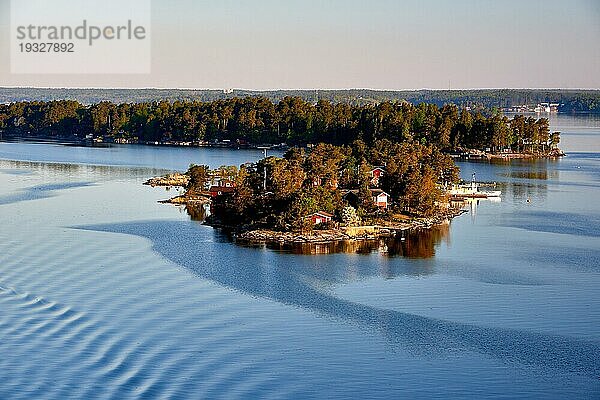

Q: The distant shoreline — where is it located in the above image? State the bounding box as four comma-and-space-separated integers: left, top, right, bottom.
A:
0, 135, 285, 152
1, 136, 565, 162
2, 87, 600, 113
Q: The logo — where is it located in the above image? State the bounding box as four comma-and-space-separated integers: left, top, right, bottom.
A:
10, 0, 151, 74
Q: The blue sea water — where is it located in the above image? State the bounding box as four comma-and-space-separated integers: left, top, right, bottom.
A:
0, 114, 598, 399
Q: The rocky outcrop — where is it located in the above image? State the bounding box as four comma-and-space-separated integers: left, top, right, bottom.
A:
159, 195, 210, 205
144, 173, 189, 187
237, 230, 353, 244
234, 208, 466, 245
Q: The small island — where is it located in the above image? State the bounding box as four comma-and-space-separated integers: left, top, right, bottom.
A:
147, 140, 472, 245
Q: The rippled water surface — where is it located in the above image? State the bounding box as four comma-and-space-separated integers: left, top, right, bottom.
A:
0, 115, 599, 399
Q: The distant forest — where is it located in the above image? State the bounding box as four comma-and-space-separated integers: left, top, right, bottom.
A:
0, 97, 559, 153
1, 87, 599, 113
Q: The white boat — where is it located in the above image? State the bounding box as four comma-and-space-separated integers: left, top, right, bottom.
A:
448, 174, 501, 199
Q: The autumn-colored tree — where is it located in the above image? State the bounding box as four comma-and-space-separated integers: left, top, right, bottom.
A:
341, 206, 360, 226
269, 158, 305, 199
304, 143, 346, 188
549, 131, 561, 149
186, 164, 209, 195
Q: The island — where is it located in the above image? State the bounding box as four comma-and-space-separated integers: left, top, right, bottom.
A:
1, 97, 563, 161
146, 140, 472, 245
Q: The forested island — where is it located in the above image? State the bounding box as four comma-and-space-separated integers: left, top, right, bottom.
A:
1, 97, 562, 157
148, 141, 462, 244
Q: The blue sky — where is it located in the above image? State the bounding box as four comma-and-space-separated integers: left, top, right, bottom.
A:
1, 0, 599, 89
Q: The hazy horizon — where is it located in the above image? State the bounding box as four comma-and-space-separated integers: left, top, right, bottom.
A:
1, 0, 599, 90
2, 86, 600, 91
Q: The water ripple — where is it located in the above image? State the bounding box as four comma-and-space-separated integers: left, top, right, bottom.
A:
0, 182, 95, 206
78, 220, 600, 380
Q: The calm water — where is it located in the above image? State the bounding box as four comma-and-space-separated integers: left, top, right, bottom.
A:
0, 114, 599, 399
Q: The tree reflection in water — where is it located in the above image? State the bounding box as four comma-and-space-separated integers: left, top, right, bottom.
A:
262, 224, 449, 258
186, 203, 450, 258
186, 203, 208, 221
186, 201, 450, 258
234, 227, 449, 258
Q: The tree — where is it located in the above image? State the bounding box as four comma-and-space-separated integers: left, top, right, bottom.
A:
341, 206, 360, 226
186, 164, 209, 195
304, 143, 345, 188
402, 166, 441, 216
535, 118, 550, 153
549, 131, 561, 149
269, 158, 304, 199
510, 114, 526, 152
488, 114, 510, 151
285, 192, 319, 231
454, 108, 473, 148
379, 143, 454, 216
357, 184, 376, 214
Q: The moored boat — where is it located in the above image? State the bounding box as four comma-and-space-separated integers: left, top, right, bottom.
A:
448, 173, 501, 199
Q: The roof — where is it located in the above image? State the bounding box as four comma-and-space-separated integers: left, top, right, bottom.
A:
343, 189, 388, 196
309, 211, 334, 218
371, 167, 386, 172
370, 189, 389, 196
209, 186, 235, 193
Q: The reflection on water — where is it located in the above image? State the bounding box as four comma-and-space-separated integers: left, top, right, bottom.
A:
185, 203, 209, 221
261, 225, 450, 258
493, 158, 561, 181
185, 202, 451, 258
509, 182, 548, 203
0, 159, 172, 180
500, 170, 555, 180
0, 140, 283, 170
457, 164, 551, 205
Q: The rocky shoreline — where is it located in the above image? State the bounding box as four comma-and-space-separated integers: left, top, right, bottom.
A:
463, 148, 565, 160
222, 210, 466, 245
156, 195, 466, 245
144, 172, 212, 205
144, 173, 189, 187
159, 195, 210, 205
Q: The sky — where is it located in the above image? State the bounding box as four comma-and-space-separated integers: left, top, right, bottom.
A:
0, 0, 599, 89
